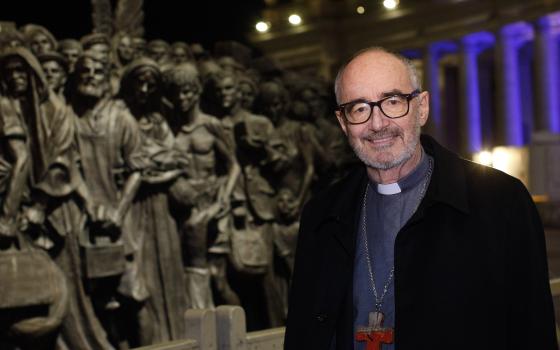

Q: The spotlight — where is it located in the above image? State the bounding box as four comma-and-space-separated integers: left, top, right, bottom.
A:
288, 14, 302, 25
256, 21, 270, 33
356, 6, 365, 14
383, 0, 399, 10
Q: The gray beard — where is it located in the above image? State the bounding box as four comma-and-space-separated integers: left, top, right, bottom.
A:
349, 117, 421, 170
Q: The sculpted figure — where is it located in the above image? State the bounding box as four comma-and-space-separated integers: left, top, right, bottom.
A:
132, 37, 147, 59
119, 58, 187, 344
58, 39, 82, 73
69, 51, 145, 347
146, 40, 170, 66
170, 41, 194, 64
163, 63, 240, 309
38, 52, 68, 100
21, 24, 57, 55
207, 71, 289, 330
0, 29, 25, 50
0, 47, 113, 350
255, 80, 315, 215
113, 32, 135, 69
80, 33, 112, 62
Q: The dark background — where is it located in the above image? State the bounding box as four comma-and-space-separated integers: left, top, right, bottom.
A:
4, 0, 265, 50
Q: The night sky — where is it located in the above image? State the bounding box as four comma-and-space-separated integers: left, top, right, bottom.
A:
5, 0, 265, 50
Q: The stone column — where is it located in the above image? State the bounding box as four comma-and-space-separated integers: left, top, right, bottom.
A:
422, 41, 458, 145
459, 32, 494, 154
495, 22, 534, 146
533, 13, 560, 133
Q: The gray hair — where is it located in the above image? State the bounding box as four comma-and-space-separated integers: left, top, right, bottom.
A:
333, 47, 421, 104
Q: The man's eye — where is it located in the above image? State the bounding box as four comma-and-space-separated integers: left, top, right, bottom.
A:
350, 103, 369, 114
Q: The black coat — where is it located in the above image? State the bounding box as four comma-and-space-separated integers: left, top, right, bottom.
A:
284, 135, 558, 350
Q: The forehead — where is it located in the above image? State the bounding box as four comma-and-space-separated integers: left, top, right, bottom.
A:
339, 51, 413, 101
4, 56, 26, 70
82, 57, 105, 69
42, 60, 63, 69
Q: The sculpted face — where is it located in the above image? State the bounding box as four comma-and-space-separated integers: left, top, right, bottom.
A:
173, 82, 200, 113
60, 47, 81, 72
239, 81, 256, 110
30, 33, 53, 55
3, 57, 29, 97
216, 76, 239, 110
335, 51, 429, 170
77, 57, 108, 98
41, 60, 67, 92
117, 36, 134, 63
132, 69, 157, 105
171, 46, 189, 64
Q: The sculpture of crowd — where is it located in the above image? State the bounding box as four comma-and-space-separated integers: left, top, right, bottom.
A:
0, 24, 357, 350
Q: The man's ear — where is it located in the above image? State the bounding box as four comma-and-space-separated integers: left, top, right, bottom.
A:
418, 91, 430, 127
335, 110, 348, 136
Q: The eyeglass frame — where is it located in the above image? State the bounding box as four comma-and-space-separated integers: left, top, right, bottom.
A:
335, 89, 421, 125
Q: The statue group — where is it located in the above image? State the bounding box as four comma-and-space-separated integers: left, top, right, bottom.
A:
0, 23, 357, 350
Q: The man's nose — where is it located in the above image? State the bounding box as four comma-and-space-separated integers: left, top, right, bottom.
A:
368, 105, 389, 131
140, 83, 149, 93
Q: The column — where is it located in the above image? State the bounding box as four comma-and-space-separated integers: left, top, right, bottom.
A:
495, 22, 533, 146
459, 32, 494, 154
533, 13, 560, 133
423, 41, 458, 144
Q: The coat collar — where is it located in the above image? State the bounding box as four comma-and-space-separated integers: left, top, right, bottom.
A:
318, 134, 469, 255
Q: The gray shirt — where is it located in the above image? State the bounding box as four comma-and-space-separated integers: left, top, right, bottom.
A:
353, 150, 433, 350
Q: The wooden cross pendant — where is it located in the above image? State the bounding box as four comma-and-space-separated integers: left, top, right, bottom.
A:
355, 311, 394, 350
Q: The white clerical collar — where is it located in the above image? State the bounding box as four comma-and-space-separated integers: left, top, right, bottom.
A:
377, 182, 401, 195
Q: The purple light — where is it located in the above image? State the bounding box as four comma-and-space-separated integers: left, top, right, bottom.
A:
461, 32, 494, 152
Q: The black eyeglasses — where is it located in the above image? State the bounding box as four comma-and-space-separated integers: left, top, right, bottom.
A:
336, 90, 420, 124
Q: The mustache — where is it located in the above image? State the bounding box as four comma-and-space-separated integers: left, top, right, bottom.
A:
363, 127, 403, 141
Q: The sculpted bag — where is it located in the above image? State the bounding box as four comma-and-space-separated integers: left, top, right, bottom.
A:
80, 224, 126, 279
229, 224, 269, 275
0, 234, 62, 309
0, 234, 69, 337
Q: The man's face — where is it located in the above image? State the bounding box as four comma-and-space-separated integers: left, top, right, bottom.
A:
30, 33, 53, 55
239, 82, 256, 110
41, 60, 67, 92
3, 57, 29, 97
173, 82, 200, 113
172, 47, 188, 64
148, 45, 167, 63
335, 51, 429, 170
77, 57, 108, 98
117, 36, 134, 63
132, 70, 157, 105
216, 76, 239, 110
86, 43, 110, 62
61, 48, 80, 72
261, 87, 284, 122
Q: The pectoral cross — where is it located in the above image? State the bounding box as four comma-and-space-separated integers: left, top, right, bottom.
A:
355, 311, 394, 350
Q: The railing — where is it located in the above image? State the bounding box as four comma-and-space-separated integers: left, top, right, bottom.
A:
138, 280, 560, 350
133, 306, 284, 350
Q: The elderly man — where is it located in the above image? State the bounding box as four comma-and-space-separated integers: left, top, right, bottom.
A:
69, 51, 145, 347
284, 47, 558, 350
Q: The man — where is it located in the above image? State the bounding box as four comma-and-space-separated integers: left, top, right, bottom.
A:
0, 47, 114, 350
163, 63, 239, 309
38, 51, 68, 99
21, 24, 57, 55
69, 51, 145, 347
58, 38, 82, 73
284, 47, 558, 349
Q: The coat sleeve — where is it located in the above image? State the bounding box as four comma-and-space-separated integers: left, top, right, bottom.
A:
506, 179, 558, 349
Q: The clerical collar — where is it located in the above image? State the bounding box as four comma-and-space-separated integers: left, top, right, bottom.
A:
373, 148, 431, 195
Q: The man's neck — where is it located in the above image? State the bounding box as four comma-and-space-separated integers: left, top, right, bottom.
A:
366, 145, 423, 184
